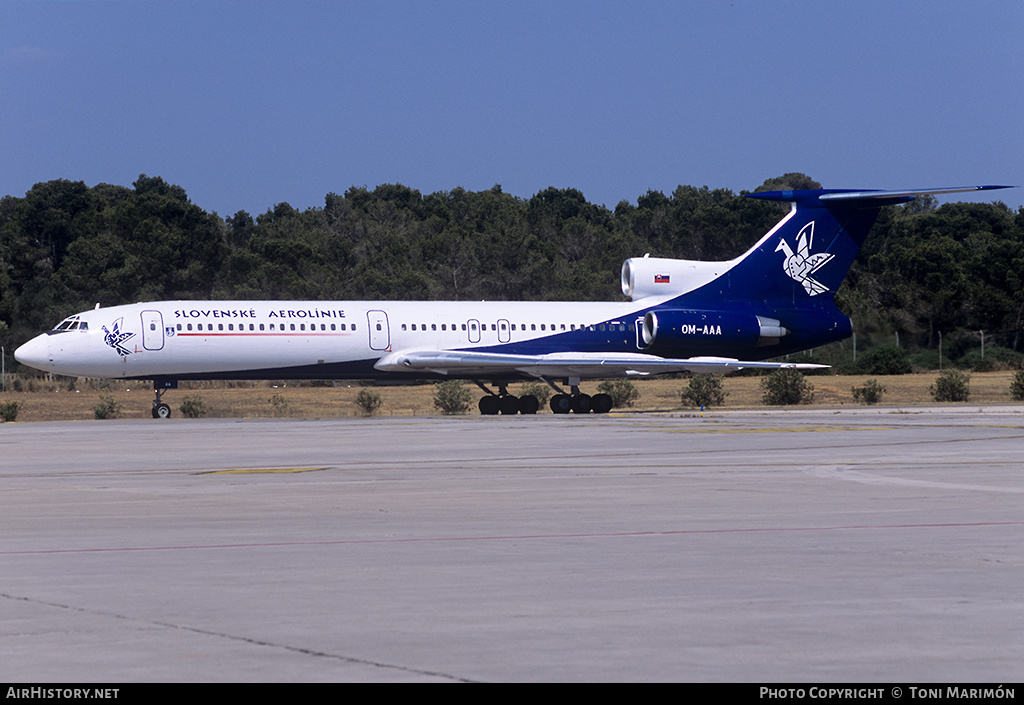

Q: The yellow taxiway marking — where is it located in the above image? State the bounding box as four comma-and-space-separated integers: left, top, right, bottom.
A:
198, 467, 326, 475
650, 426, 890, 434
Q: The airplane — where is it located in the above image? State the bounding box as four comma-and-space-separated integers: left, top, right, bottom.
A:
14, 185, 1011, 418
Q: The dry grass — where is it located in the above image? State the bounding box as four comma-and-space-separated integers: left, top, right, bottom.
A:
1, 371, 1020, 422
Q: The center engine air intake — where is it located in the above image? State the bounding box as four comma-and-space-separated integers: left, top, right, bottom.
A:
642, 310, 787, 351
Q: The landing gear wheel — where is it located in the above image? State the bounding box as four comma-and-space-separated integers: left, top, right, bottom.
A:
550, 394, 572, 414
518, 395, 540, 415
592, 393, 614, 414
479, 395, 500, 415
571, 394, 592, 414
499, 394, 520, 415
153, 403, 172, 419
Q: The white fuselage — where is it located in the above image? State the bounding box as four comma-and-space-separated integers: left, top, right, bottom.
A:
15, 298, 665, 381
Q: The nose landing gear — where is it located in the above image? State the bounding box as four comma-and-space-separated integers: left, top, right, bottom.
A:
151, 379, 177, 419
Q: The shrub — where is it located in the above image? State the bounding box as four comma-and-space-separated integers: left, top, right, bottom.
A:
596, 379, 640, 408
94, 395, 120, 420
680, 375, 726, 408
851, 379, 886, 405
268, 394, 290, 416
1011, 370, 1024, 402
0, 400, 21, 422
179, 395, 208, 418
930, 369, 970, 402
433, 380, 472, 415
519, 382, 550, 407
857, 345, 911, 375
761, 369, 814, 405
354, 389, 383, 416
958, 346, 1024, 372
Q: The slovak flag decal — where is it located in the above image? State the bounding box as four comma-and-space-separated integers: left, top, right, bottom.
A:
654, 274, 670, 284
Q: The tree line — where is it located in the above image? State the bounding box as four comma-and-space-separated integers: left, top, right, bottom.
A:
2, 173, 1022, 368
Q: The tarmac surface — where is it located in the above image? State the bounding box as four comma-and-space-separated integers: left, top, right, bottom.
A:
2, 407, 1023, 682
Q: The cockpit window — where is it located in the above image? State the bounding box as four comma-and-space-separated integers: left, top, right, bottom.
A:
51, 316, 87, 332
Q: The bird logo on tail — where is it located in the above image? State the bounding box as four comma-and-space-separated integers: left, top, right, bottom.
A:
775, 221, 834, 296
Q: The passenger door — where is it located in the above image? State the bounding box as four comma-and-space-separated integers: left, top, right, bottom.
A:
141, 310, 165, 351
367, 310, 391, 351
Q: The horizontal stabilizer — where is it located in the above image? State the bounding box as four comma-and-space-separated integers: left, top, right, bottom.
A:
748, 185, 1013, 207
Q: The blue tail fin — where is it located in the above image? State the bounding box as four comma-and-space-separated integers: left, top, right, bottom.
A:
711, 186, 1012, 304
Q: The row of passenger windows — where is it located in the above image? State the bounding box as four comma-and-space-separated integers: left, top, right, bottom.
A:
176, 321, 627, 334
400, 322, 629, 333
177, 322, 355, 332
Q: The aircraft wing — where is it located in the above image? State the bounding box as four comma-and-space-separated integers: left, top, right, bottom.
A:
374, 349, 827, 378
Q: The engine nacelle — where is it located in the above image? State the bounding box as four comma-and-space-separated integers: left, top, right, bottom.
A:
621, 256, 729, 301
642, 309, 787, 353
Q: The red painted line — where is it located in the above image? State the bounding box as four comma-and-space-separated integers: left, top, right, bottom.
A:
176, 333, 350, 337
2, 521, 1020, 556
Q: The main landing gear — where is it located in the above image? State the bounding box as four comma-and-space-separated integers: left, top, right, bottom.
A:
548, 391, 613, 415
473, 379, 613, 415
474, 381, 540, 415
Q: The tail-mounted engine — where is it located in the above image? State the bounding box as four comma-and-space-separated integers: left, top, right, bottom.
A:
642, 309, 787, 353
621, 257, 729, 301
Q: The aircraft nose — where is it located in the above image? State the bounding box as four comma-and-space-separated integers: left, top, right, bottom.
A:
14, 335, 51, 372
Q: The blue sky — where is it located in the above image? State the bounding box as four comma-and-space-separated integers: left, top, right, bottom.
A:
2, 1, 1021, 217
